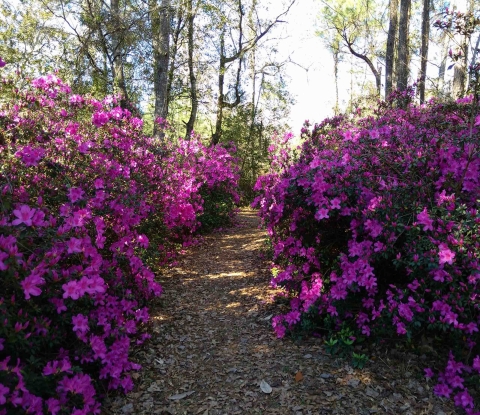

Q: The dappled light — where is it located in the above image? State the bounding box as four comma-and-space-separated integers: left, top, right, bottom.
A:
104, 209, 461, 415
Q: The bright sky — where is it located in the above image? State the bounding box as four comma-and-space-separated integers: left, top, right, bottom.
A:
273, 0, 338, 132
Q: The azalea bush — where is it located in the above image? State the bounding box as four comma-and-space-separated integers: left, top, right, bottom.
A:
254, 90, 480, 413
0, 71, 238, 414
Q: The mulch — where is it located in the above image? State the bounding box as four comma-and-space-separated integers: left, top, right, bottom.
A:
103, 208, 460, 415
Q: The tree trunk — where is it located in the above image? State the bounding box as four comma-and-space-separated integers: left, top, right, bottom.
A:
185, 0, 197, 139
396, 0, 411, 91
385, 0, 399, 97
453, 0, 474, 98
332, 37, 340, 114
334, 50, 339, 113
418, 0, 430, 103
452, 38, 468, 98
212, 31, 226, 146
151, 0, 171, 139
110, 0, 129, 107
438, 31, 449, 94
167, 2, 184, 114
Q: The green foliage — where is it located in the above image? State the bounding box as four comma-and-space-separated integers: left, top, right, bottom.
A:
352, 352, 369, 369
222, 102, 289, 204
197, 184, 237, 232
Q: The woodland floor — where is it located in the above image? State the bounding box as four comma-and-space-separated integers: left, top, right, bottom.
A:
103, 208, 461, 415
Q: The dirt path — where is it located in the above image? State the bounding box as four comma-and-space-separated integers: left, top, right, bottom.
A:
104, 209, 458, 415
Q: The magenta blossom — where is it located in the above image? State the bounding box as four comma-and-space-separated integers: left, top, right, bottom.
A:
20, 274, 45, 299
0, 383, 9, 404
92, 111, 110, 127
72, 314, 89, 334
438, 243, 455, 265
15, 146, 45, 167
12, 205, 36, 226
417, 207, 434, 231
68, 187, 85, 203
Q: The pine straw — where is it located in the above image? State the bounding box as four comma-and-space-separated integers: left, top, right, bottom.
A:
103, 208, 460, 415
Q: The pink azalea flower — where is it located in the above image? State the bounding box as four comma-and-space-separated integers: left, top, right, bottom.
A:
46, 398, 61, 415
0, 57, 6, 67
91, 111, 110, 127
330, 197, 341, 209
72, 314, 89, 333
94, 179, 104, 189
68, 187, 84, 203
465, 322, 478, 334
66, 237, 82, 254
369, 129, 380, 139
438, 243, 455, 265
424, 368, 434, 378
315, 208, 329, 220
396, 321, 407, 335
15, 146, 45, 167
62, 280, 81, 300
434, 383, 452, 398
364, 219, 383, 238
20, 274, 45, 299
417, 207, 434, 231
32, 209, 45, 227
87, 276, 106, 294
473, 356, 480, 373
90, 336, 107, 359
272, 316, 286, 338
454, 390, 474, 409
110, 107, 123, 120
137, 234, 149, 248
12, 205, 36, 226
69, 95, 84, 106
0, 383, 9, 405
444, 311, 458, 326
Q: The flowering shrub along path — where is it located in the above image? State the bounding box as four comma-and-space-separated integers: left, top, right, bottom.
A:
253, 91, 480, 413
0, 73, 239, 414
104, 209, 458, 415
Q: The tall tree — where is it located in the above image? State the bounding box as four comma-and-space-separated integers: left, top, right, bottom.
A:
395, 0, 411, 91
184, 0, 197, 138
418, 0, 431, 103
437, 31, 449, 94
385, 0, 399, 97
150, 0, 171, 138
211, 0, 295, 145
110, 0, 130, 106
319, 0, 383, 97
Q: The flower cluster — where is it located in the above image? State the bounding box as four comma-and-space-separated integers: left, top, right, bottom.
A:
0, 72, 238, 413
254, 94, 480, 412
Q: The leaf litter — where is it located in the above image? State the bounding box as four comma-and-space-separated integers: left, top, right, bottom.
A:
103, 208, 461, 415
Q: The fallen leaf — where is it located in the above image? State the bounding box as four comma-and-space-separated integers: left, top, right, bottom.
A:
365, 387, 380, 398
168, 391, 195, 400
260, 380, 272, 394
295, 371, 303, 382
348, 378, 360, 388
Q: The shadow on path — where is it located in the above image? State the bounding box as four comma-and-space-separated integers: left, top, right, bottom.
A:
104, 209, 458, 415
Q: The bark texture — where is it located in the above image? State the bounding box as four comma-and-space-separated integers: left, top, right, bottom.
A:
111, 0, 129, 107
418, 0, 430, 103
385, 0, 399, 97
396, 0, 411, 91
151, 0, 171, 139
185, 0, 198, 139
